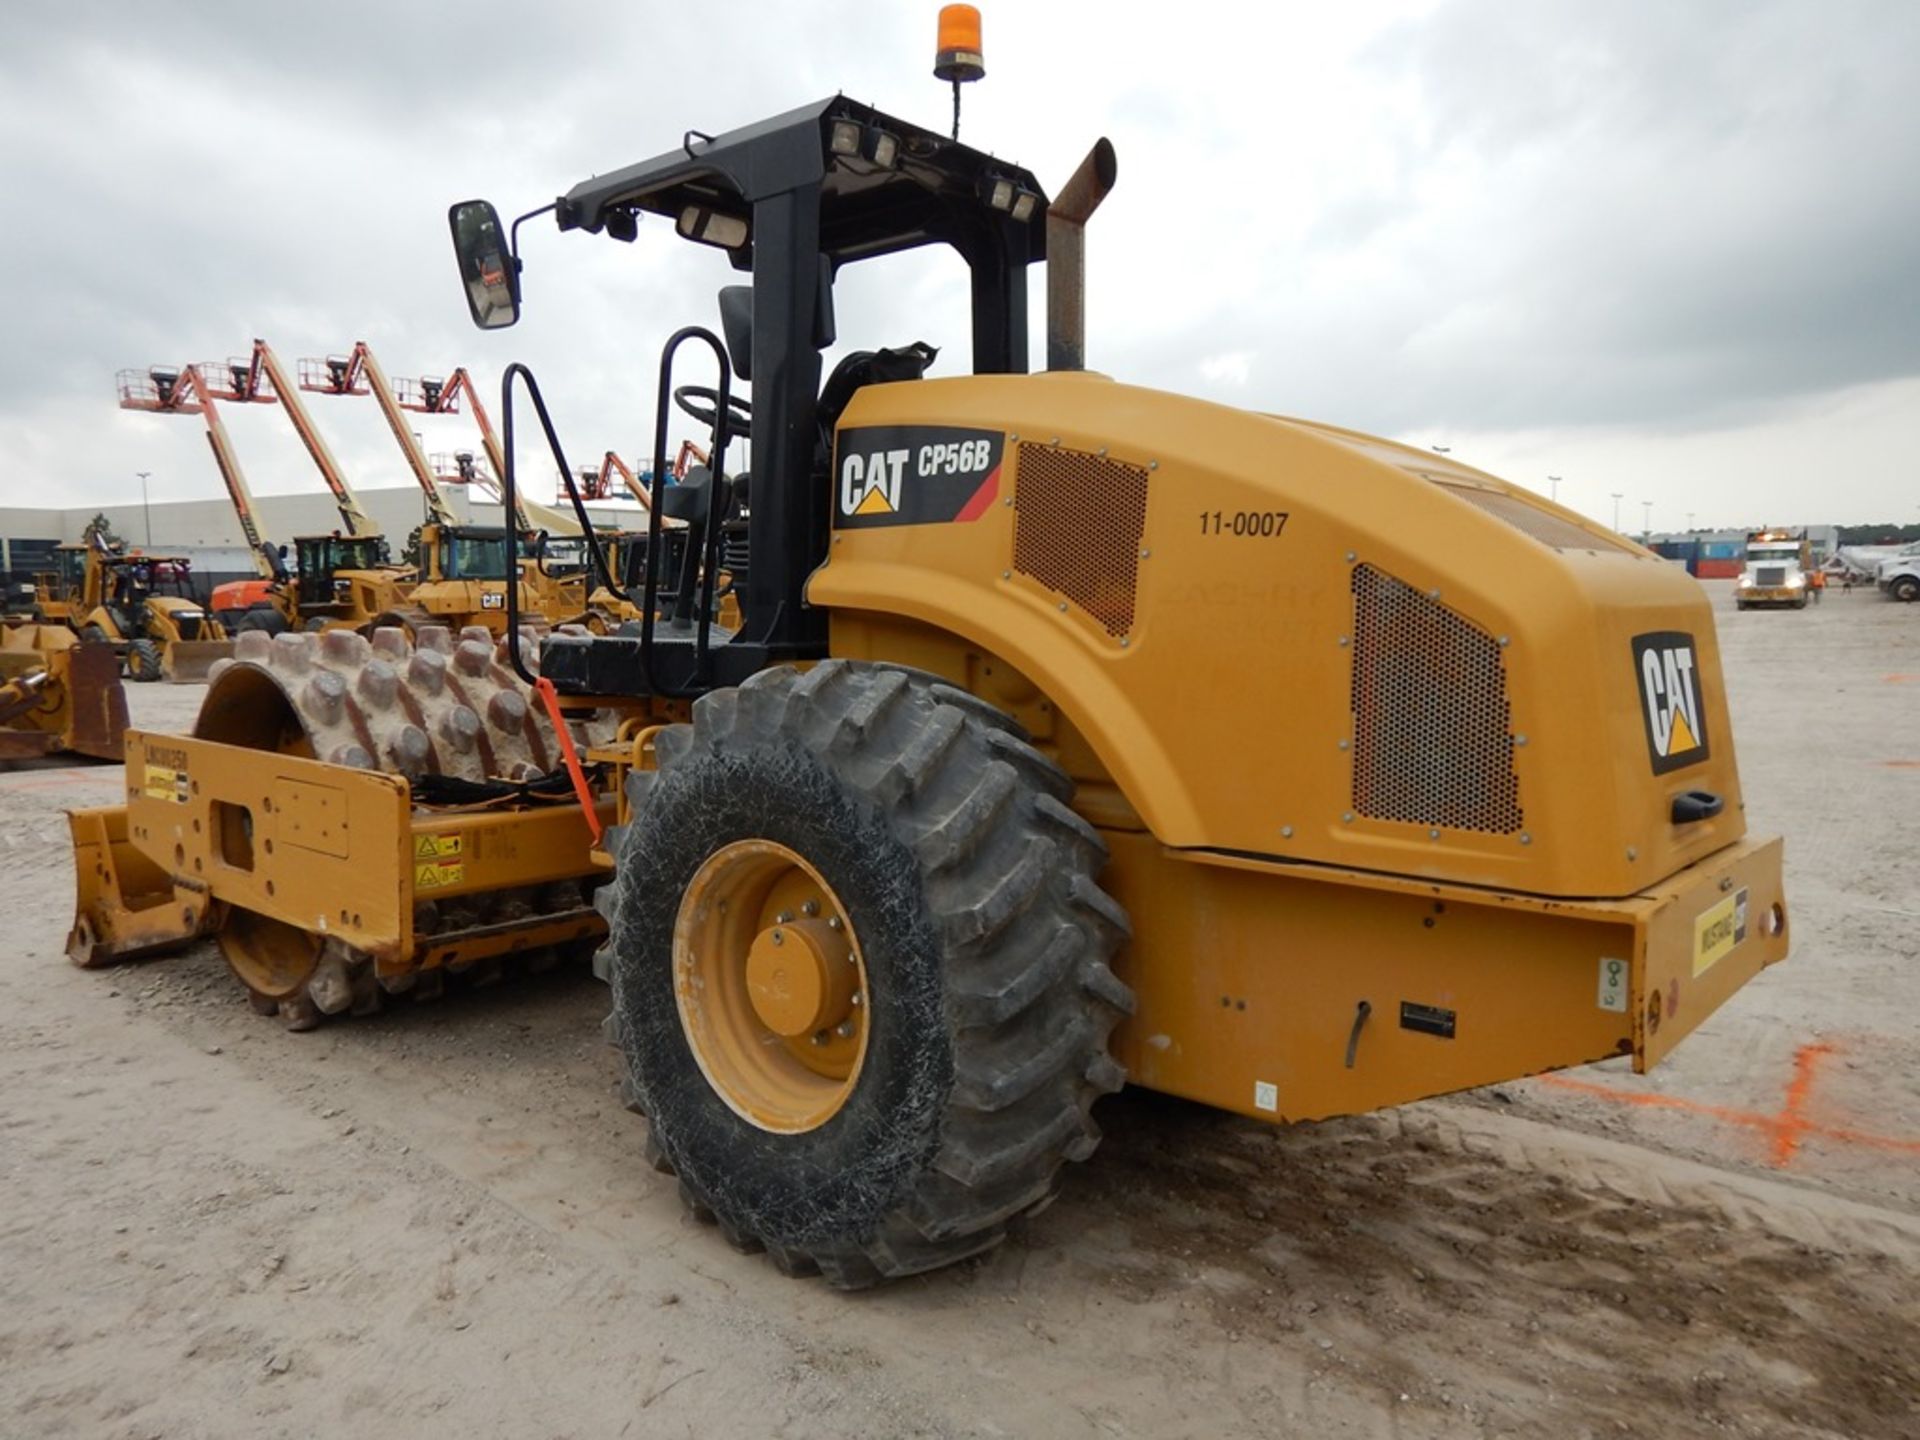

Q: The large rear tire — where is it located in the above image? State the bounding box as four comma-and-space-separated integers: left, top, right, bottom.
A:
236, 605, 289, 636
126, 638, 163, 683
599, 660, 1133, 1287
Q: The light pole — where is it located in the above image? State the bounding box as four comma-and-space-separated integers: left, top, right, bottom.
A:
1687, 511, 1695, 531
1547, 475, 1562, 503
136, 471, 152, 545
1610, 492, 1624, 532
1641, 499, 1652, 537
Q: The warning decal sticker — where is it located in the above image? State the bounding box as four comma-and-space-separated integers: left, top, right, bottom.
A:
142, 743, 189, 804
413, 833, 464, 891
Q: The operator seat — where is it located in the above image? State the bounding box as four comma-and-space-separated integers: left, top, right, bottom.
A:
813, 343, 938, 470
714, 281, 936, 472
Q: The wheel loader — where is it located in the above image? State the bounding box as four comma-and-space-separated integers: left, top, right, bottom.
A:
214, 532, 410, 636
0, 624, 127, 761
363, 519, 595, 637
70, 91, 1788, 1287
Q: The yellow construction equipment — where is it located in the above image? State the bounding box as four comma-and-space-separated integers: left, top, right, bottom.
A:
67, 539, 231, 683
298, 343, 594, 633
173, 344, 417, 633
28, 544, 91, 625
0, 625, 127, 760
72, 55, 1788, 1287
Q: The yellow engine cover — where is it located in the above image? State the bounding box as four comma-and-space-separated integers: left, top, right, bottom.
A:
810, 371, 1747, 901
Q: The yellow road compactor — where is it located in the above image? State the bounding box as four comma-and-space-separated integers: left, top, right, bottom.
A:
71, 92, 1787, 1286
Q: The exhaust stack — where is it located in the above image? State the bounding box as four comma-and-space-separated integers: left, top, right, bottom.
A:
1046, 138, 1117, 372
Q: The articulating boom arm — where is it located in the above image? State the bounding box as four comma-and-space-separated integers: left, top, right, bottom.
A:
196, 341, 382, 539
298, 342, 458, 530
391, 365, 583, 537
114, 363, 276, 580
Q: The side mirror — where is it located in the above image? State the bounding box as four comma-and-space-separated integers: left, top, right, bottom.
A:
718, 286, 753, 382
448, 199, 519, 330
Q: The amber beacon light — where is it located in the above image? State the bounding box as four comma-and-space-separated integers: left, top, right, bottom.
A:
934, 4, 985, 138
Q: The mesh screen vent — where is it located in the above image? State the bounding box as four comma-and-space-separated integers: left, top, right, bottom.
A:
1012, 442, 1150, 637
1349, 564, 1523, 834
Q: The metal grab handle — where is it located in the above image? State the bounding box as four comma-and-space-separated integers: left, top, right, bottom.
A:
1671, 790, 1725, 824
641, 327, 734, 697
497, 362, 623, 687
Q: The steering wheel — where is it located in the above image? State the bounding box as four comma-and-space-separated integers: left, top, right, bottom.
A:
673, 385, 752, 442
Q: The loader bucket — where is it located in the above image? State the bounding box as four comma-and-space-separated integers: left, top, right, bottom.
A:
163, 639, 234, 684
59, 643, 129, 759
67, 806, 219, 967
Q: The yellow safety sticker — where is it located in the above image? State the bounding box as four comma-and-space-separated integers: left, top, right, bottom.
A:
414, 857, 465, 891
1693, 886, 1750, 977
143, 764, 187, 804
413, 834, 463, 860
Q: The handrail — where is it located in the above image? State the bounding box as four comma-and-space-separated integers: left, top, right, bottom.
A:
641, 327, 734, 696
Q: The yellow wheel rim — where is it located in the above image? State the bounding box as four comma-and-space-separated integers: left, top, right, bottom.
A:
220, 908, 322, 1000
674, 839, 870, 1134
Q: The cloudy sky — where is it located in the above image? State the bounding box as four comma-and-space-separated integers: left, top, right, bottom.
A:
1, 0, 1914, 532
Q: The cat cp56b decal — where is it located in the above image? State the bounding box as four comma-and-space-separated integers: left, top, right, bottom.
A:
1632, 631, 1710, 774
835, 425, 1005, 529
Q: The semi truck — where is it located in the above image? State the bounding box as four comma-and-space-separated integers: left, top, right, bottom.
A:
1735, 530, 1810, 610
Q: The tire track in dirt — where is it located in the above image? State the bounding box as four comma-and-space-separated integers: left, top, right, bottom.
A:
1041, 1089, 1918, 1438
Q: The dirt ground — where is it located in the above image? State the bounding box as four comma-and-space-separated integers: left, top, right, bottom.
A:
3, 582, 1916, 1439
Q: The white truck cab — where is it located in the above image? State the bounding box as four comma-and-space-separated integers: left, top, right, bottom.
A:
1736, 532, 1810, 610
1880, 549, 1920, 603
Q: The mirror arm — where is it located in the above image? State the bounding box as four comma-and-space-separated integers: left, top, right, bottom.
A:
507, 202, 559, 300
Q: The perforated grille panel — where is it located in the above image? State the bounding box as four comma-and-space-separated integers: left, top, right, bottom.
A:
1349, 564, 1523, 834
1012, 442, 1150, 637
1754, 566, 1786, 586
1433, 482, 1630, 553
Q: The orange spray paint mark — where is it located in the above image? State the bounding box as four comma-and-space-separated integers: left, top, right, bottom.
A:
1768, 1042, 1833, 1166
1536, 1040, 1920, 1168
1883, 760, 1920, 770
